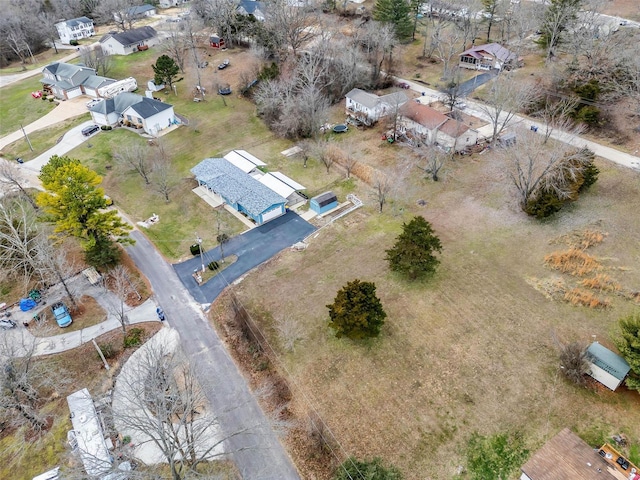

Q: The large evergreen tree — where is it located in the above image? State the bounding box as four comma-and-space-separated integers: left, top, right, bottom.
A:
152, 54, 183, 90
385, 216, 442, 280
327, 280, 387, 340
373, 0, 413, 42
615, 312, 640, 391
537, 0, 583, 59
37, 155, 132, 267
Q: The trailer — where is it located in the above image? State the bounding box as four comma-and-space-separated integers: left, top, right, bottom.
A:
98, 77, 137, 98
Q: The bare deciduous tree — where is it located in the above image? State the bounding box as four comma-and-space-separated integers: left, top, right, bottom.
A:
113, 142, 153, 185
150, 141, 178, 203
0, 159, 38, 209
79, 46, 112, 76
275, 315, 305, 353
476, 73, 539, 143
264, 0, 318, 58
416, 145, 448, 182
106, 264, 140, 334
0, 197, 41, 287
372, 171, 391, 213
93, 0, 144, 31
33, 232, 81, 308
313, 140, 333, 174
535, 97, 582, 144
559, 341, 590, 386
162, 23, 188, 73
112, 333, 250, 480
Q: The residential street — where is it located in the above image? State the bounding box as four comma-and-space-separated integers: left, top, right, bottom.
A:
126, 230, 300, 480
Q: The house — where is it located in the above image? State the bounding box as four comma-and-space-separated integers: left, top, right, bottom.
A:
310, 191, 338, 215
89, 92, 176, 136
399, 102, 478, 152
586, 342, 631, 391
55, 17, 94, 44
100, 26, 159, 55
121, 95, 176, 136
113, 4, 156, 24
345, 88, 408, 126
520, 428, 618, 480
459, 43, 520, 71
237, 0, 267, 21
41, 62, 115, 99
158, 0, 186, 8
67, 389, 112, 477
191, 158, 288, 225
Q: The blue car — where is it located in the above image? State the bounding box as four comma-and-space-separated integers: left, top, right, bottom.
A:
52, 302, 73, 328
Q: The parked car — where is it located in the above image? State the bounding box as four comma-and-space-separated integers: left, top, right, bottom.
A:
218, 59, 230, 70
0, 319, 16, 330
396, 82, 410, 89
82, 124, 100, 137
198, 61, 209, 68
218, 85, 232, 95
51, 302, 73, 328
86, 99, 102, 109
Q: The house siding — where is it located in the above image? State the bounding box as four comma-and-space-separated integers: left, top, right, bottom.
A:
142, 109, 175, 136
588, 364, 623, 391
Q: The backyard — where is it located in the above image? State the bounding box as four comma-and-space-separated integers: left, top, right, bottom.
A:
212, 139, 640, 479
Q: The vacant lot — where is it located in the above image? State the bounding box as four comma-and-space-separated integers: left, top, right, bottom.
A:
219, 140, 640, 478
0, 77, 57, 137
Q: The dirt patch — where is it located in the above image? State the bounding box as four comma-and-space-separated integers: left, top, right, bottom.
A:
27, 295, 106, 335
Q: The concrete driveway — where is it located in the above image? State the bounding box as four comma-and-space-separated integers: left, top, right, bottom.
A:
0, 96, 90, 151
173, 212, 316, 304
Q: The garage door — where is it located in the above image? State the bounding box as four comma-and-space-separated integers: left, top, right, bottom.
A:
66, 88, 83, 99
262, 205, 284, 223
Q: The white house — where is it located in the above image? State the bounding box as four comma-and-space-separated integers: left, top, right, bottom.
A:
122, 97, 176, 136
399, 102, 478, 152
89, 93, 176, 136
586, 342, 631, 391
158, 0, 185, 7
55, 17, 94, 45
345, 88, 408, 126
100, 26, 159, 55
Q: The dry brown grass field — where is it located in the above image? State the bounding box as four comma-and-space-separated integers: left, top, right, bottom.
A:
210, 131, 640, 478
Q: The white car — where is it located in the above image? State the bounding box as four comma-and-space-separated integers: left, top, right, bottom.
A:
86, 99, 102, 109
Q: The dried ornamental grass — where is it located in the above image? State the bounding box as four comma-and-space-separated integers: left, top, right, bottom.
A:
563, 287, 610, 308
579, 274, 621, 292
544, 248, 602, 276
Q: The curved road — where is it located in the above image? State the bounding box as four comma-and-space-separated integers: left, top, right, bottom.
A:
126, 230, 300, 480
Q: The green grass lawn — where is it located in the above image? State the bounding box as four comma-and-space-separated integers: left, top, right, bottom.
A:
0, 77, 57, 137
1, 115, 90, 162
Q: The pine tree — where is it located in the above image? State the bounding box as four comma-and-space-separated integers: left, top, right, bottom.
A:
373, 0, 413, 42
327, 280, 387, 340
152, 54, 182, 90
615, 312, 640, 391
385, 216, 442, 280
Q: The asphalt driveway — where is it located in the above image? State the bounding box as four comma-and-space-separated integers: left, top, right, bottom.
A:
173, 211, 316, 303
456, 70, 498, 97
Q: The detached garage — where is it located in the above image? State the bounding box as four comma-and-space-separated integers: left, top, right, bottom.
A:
310, 191, 338, 214
586, 342, 630, 391
191, 158, 287, 225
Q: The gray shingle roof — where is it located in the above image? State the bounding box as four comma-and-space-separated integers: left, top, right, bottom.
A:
346, 88, 380, 109
191, 158, 286, 217
82, 75, 115, 89
238, 0, 265, 15
100, 26, 157, 46
43, 62, 95, 82
126, 97, 173, 119
127, 4, 155, 15
587, 342, 630, 381
460, 43, 517, 63
62, 17, 93, 27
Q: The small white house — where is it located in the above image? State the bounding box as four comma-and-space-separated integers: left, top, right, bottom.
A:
100, 26, 159, 56
89, 93, 176, 136
55, 17, 94, 44
345, 88, 408, 126
586, 342, 631, 391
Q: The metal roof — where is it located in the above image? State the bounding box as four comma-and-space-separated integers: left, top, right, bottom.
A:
270, 171, 305, 191
100, 26, 157, 46
587, 342, 630, 380
224, 150, 259, 173
459, 43, 517, 62
127, 4, 156, 15
259, 173, 296, 198
67, 388, 112, 477
191, 158, 286, 216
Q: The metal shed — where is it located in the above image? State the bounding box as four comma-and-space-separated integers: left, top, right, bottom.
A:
586, 342, 630, 391
310, 191, 338, 214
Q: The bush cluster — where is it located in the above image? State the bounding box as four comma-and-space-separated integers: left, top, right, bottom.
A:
123, 327, 144, 348
208, 261, 219, 271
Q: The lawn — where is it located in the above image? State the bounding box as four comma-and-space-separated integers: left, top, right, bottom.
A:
212, 128, 640, 479
1, 115, 90, 162
0, 77, 57, 137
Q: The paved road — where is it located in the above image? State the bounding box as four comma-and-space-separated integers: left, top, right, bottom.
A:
174, 212, 316, 303
126, 230, 300, 480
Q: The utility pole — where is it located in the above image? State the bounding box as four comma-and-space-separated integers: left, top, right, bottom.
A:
195, 233, 205, 272
20, 124, 33, 152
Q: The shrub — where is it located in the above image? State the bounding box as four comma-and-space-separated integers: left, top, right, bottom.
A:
208, 261, 219, 270
579, 161, 599, 192
544, 248, 601, 276
123, 327, 144, 348
190, 243, 201, 255
525, 188, 563, 218
334, 457, 402, 480
465, 432, 528, 480
100, 125, 113, 131
98, 342, 117, 359
70, 39, 79, 46
559, 342, 590, 385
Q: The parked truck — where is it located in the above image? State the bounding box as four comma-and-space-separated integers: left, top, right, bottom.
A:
51, 302, 73, 328
97, 77, 137, 99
